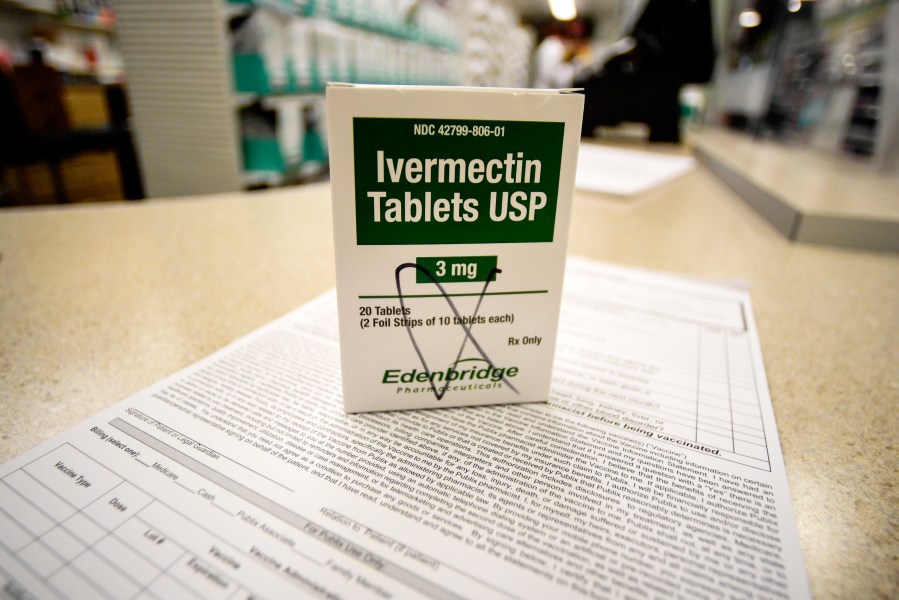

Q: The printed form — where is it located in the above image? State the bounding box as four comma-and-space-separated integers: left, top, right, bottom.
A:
0, 258, 810, 599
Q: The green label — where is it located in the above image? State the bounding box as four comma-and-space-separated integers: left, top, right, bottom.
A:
415, 256, 498, 283
353, 118, 564, 245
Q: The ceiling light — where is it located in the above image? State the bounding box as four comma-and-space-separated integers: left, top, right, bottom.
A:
739, 9, 762, 28
549, 0, 577, 21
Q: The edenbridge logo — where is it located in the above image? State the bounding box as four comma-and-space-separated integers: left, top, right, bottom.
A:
383, 358, 519, 396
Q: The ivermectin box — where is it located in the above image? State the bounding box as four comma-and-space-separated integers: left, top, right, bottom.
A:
327, 84, 583, 412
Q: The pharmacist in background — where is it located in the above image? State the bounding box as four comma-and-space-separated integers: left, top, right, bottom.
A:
533, 21, 578, 89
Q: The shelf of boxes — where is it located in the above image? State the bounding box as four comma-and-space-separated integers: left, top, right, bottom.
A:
112, 0, 530, 197
227, 0, 463, 184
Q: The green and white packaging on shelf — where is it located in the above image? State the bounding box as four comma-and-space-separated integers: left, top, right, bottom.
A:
327, 84, 584, 413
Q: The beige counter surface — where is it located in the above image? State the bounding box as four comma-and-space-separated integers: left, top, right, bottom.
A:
690, 129, 899, 252
1, 163, 897, 598
692, 129, 899, 220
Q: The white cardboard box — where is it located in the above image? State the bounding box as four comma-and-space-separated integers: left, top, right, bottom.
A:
328, 84, 583, 412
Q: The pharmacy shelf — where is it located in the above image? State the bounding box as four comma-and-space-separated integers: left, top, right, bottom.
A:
225, 0, 458, 50
0, 0, 116, 32
115, 0, 243, 198
226, 1, 462, 187
113, 0, 529, 196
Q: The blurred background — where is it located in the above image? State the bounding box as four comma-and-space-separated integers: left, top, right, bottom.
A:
0, 0, 896, 205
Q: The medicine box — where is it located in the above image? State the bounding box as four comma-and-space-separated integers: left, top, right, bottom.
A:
328, 84, 583, 412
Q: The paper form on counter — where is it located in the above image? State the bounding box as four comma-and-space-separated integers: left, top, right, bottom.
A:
575, 143, 696, 196
0, 257, 810, 599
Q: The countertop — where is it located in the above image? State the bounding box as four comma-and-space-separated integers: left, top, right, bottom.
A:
1, 148, 897, 598
692, 129, 899, 221
690, 129, 899, 251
